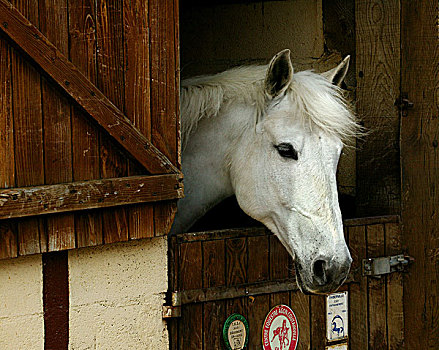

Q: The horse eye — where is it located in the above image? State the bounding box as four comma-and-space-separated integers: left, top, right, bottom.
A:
274, 143, 298, 160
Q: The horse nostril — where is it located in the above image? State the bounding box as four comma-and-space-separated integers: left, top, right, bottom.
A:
313, 259, 327, 285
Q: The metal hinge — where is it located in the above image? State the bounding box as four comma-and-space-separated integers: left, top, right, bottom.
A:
362, 254, 414, 278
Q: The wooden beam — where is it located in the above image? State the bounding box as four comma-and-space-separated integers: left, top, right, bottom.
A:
0, 0, 179, 175
0, 175, 184, 220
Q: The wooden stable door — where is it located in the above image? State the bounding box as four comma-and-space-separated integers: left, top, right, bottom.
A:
168, 216, 406, 349
355, 0, 439, 348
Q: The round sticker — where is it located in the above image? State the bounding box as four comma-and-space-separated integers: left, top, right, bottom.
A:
223, 313, 249, 350
262, 305, 299, 350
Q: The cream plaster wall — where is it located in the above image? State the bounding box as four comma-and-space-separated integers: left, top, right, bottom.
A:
0, 255, 44, 350
68, 237, 169, 350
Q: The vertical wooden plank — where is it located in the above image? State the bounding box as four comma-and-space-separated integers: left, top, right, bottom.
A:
149, 0, 179, 236
179, 242, 203, 349
310, 295, 326, 350
355, 0, 401, 216
43, 251, 69, 350
385, 222, 404, 349
247, 235, 270, 350
96, 0, 129, 244
367, 224, 387, 349
168, 236, 178, 350
11, 0, 44, 256
226, 237, 248, 317
39, 0, 75, 252
203, 240, 226, 350
290, 292, 310, 350
69, 0, 103, 248
0, 35, 17, 259
269, 235, 289, 306
348, 225, 368, 350
123, 0, 154, 239
401, 1, 439, 348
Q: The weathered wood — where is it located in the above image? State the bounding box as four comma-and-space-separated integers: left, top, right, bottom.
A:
290, 292, 310, 350
0, 175, 183, 220
202, 240, 226, 350
367, 224, 387, 349
96, 0, 129, 245
348, 225, 368, 350
385, 222, 404, 349
123, 0, 154, 239
68, 0, 103, 248
355, 0, 401, 216
401, 1, 439, 348
175, 279, 298, 306
247, 235, 270, 350
269, 235, 290, 307
0, 0, 179, 175
10, 0, 44, 256
179, 242, 203, 349
0, 35, 17, 259
39, 0, 76, 252
150, 0, 180, 235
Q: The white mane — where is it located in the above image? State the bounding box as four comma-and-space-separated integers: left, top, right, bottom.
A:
180, 64, 360, 147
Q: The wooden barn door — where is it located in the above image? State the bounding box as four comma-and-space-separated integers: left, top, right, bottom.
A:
0, 0, 181, 257
356, 0, 439, 348
167, 216, 406, 349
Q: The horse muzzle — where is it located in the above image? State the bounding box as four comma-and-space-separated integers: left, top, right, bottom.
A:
295, 255, 352, 295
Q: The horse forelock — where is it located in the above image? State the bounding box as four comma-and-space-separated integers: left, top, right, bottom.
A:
180, 65, 361, 148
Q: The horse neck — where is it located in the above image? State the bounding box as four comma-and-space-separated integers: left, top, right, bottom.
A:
171, 103, 254, 234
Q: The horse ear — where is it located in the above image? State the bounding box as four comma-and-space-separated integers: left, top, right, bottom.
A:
265, 49, 294, 99
321, 56, 350, 87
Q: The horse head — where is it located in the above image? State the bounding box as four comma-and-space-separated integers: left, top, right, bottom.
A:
230, 50, 358, 294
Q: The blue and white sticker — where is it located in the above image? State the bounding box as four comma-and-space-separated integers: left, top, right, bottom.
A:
326, 291, 348, 341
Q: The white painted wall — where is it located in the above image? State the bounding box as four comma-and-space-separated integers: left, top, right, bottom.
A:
68, 237, 169, 350
0, 255, 44, 350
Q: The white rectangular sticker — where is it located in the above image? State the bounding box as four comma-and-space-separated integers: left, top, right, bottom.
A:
326, 343, 348, 350
326, 291, 348, 341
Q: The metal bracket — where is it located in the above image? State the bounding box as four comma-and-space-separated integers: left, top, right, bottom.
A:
162, 305, 181, 319
395, 93, 414, 117
362, 254, 414, 278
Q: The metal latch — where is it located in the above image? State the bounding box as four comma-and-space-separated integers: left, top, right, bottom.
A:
162, 291, 182, 319
362, 254, 413, 277
395, 93, 414, 117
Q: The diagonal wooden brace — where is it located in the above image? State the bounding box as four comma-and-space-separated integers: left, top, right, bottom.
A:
0, 0, 180, 175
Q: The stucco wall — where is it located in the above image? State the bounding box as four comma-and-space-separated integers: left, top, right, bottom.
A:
68, 237, 169, 350
0, 255, 44, 350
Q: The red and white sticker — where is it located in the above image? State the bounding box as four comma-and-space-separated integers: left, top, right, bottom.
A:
262, 305, 299, 350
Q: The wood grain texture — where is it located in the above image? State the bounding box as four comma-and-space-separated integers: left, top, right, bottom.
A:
69, 0, 103, 248
10, 0, 44, 256
367, 224, 387, 349
203, 240, 225, 350
385, 222, 404, 349
149, 0, 180, 236
123, 0, 154, 239
0, 35, 17, 259
401, 0, 439, 348
0, 175, 183, 219
355, 0, 401, 216
39, 0, 76, 252
0, 0, 178, 175
96, 0, 129, 245
247, 236, 270, 350
348, 225, 368, 350
179, 242, 203, 349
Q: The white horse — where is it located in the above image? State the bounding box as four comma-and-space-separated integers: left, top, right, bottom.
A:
172, 49, 361, 294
